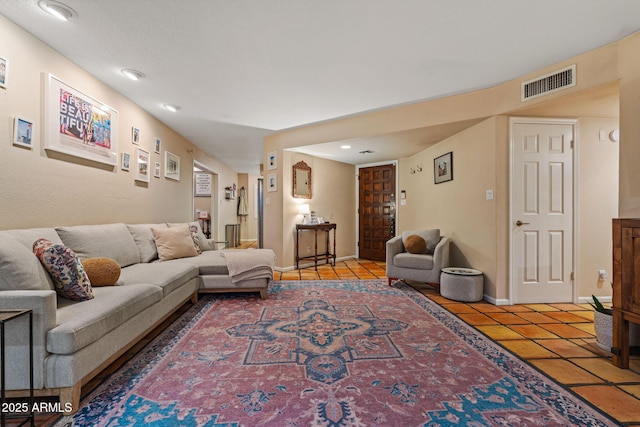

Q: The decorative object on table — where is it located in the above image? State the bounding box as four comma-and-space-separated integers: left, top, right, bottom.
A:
164, 151, 180, 181
309, 210, 318, 224
121, 152, 130, 171
154, 137, 161, 153
132, 127, 140, 145
154, 161, 161, 178
267, 151, 277, 170
135, 147, 150, 183
298, 203, 310, 223
434, 151, 453, 184
0, 55, 7, 89
44, 74, 119, 166
194, 173, 212, 197
12, 116, 33, 149
292, 160, 312, 199
267, 173, 277, 192
65, 281, 616, 427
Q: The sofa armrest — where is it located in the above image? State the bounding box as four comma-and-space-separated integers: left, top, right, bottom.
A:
386, 235, 404, 265
432, 237, 451, 271
0, 290, 57, 389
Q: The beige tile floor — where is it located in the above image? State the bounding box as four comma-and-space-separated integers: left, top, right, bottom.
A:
15, 255, 639, 426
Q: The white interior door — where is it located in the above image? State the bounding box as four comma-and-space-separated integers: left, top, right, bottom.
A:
511, 119, 575, 304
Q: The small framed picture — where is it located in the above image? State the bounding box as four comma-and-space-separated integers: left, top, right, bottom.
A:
154, 137, 161, 154
434, 151, 453, 184
135, 147, 150, 182
121, 152, 130, 171
267, 151, 277, 170
154, 161, 161, 178
267, 173, 277, 192
132, 127, 140, 145
0, 56, 7, 89
13, 116, 33, 149
164, 151, 180, 181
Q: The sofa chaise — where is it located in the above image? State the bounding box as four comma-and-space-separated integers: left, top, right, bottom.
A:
0, 221, 274, 414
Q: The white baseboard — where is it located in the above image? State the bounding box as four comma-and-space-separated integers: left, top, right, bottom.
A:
483, 295, 510, 306
578, 295, 611, 304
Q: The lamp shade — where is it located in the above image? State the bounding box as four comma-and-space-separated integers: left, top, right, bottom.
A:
298, 204, 311, 214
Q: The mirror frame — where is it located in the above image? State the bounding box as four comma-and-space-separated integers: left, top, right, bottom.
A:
292, 160, 312, 199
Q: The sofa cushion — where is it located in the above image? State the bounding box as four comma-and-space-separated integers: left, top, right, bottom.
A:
404, 234, 426, 254
117, 262, 199, 297
56, 223, 141, 268
0, 235, 52, 291
82, 258, 121, 286
151, 225, 199, 261
127, 223, 167, 263
168, 222, 211, 251
162, 250, 229, 275
33, 238, 94, 301
393, 252, 434, 270
402, 229, 440, 255
47, 283, 162, 354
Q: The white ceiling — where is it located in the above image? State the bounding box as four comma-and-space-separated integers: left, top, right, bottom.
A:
1, 1, 639, 173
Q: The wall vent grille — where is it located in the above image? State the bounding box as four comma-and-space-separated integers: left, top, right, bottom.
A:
521, 64, 576, 101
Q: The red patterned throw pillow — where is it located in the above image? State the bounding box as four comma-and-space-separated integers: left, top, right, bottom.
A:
33, 238, 94, 301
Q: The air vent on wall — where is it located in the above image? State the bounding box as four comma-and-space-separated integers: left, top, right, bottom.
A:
521, 64, 576, 101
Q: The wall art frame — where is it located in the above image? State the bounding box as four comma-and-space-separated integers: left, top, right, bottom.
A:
267, 173, 277, 192
132, 127, 140, 145
164, 151, 180, 181
267, 151, 277, 170
154, 137, 161, 153
194, 173, 212, 197
44, 73, 118, 166
0, 56, 8, 89
154, 161, 161, 178
13, 116, 33, 149
121, 152, 130, 171
135, 147, 150, 182
434, 151, 453, 184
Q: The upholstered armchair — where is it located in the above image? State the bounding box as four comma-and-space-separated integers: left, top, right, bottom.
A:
386, 229, 450, 286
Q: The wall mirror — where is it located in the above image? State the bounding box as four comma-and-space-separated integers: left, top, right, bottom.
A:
292, 160, 312, 199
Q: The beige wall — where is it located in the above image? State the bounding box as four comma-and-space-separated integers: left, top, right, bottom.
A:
0, 16, 239, 230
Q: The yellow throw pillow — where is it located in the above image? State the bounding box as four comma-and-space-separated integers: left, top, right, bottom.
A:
404, 234, 427, 254
82, 257, 121, 287
151, 225, 199, 261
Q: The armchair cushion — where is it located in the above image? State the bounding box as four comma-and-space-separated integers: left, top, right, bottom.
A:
402, 229, 440, 254
394, 253, 434, 270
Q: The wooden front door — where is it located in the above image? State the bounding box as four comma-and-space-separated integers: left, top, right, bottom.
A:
359, 164, 396, 261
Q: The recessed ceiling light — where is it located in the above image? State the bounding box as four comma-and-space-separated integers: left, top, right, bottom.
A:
340, 145, 351, 149
163, 104, 182, 112
121, 69, 145, 81
359, 150, 375, 154
38, 0, 77, 21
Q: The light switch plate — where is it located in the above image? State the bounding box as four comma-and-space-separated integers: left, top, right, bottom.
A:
486, 190, 494, 200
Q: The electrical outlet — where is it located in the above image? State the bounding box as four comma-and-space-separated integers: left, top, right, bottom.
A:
599, 269, 608, 279
307, 246, 311, 253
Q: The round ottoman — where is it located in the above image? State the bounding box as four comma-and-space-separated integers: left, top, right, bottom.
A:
440, 267, 484, 302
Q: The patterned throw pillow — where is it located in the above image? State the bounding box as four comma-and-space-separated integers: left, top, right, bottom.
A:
33, 238, 94, 301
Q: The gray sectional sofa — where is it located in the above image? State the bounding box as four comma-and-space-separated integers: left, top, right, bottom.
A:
0, 222, 274, 414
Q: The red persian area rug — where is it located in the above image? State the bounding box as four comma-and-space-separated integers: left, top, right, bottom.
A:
59, 280, 617, 426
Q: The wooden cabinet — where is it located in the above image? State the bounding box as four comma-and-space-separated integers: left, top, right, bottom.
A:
612, 218, 640, 368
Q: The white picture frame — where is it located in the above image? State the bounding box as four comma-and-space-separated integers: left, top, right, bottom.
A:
0, 56, 8, 89
121, 152, 130, 171
154, 161, 161, 178
267, 173, 277, 192
13, 116, 33, 149
154, 137, 161, 154
164, 151, 180, 181
267, 151, 277, 170
135, 147, 150, 182
44, 74, 118, 166
132, 127, 140, 145
194, 173, 212, 197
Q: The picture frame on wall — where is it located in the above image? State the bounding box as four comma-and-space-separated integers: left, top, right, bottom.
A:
154, 137, 161, 153
267, 151, 277, 170
434, 151, 453, 184
164, 151, 180, 181
132, 127, 140, 145
121, 152, 130, 171
44, 74, 119, 166
154, 161, 161, 178
135, 147, 150, 182
194, 173, 212, 197
13, 116, 33, 149
0, 56, 8, 89
267, 173, 277, 192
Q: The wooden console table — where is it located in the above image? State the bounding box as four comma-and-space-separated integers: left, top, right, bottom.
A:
295, 223, 337, 270
612, 218, 640, 368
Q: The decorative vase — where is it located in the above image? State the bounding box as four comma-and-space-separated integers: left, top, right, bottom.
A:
593, 310, 640, 351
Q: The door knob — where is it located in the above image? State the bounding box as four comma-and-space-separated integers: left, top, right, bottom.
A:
515, 220, 530, 226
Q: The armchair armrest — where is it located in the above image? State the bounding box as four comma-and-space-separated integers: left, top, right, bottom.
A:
386, 235, 404, 265
432, 237, 451, 271
0, 290, 57, 389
